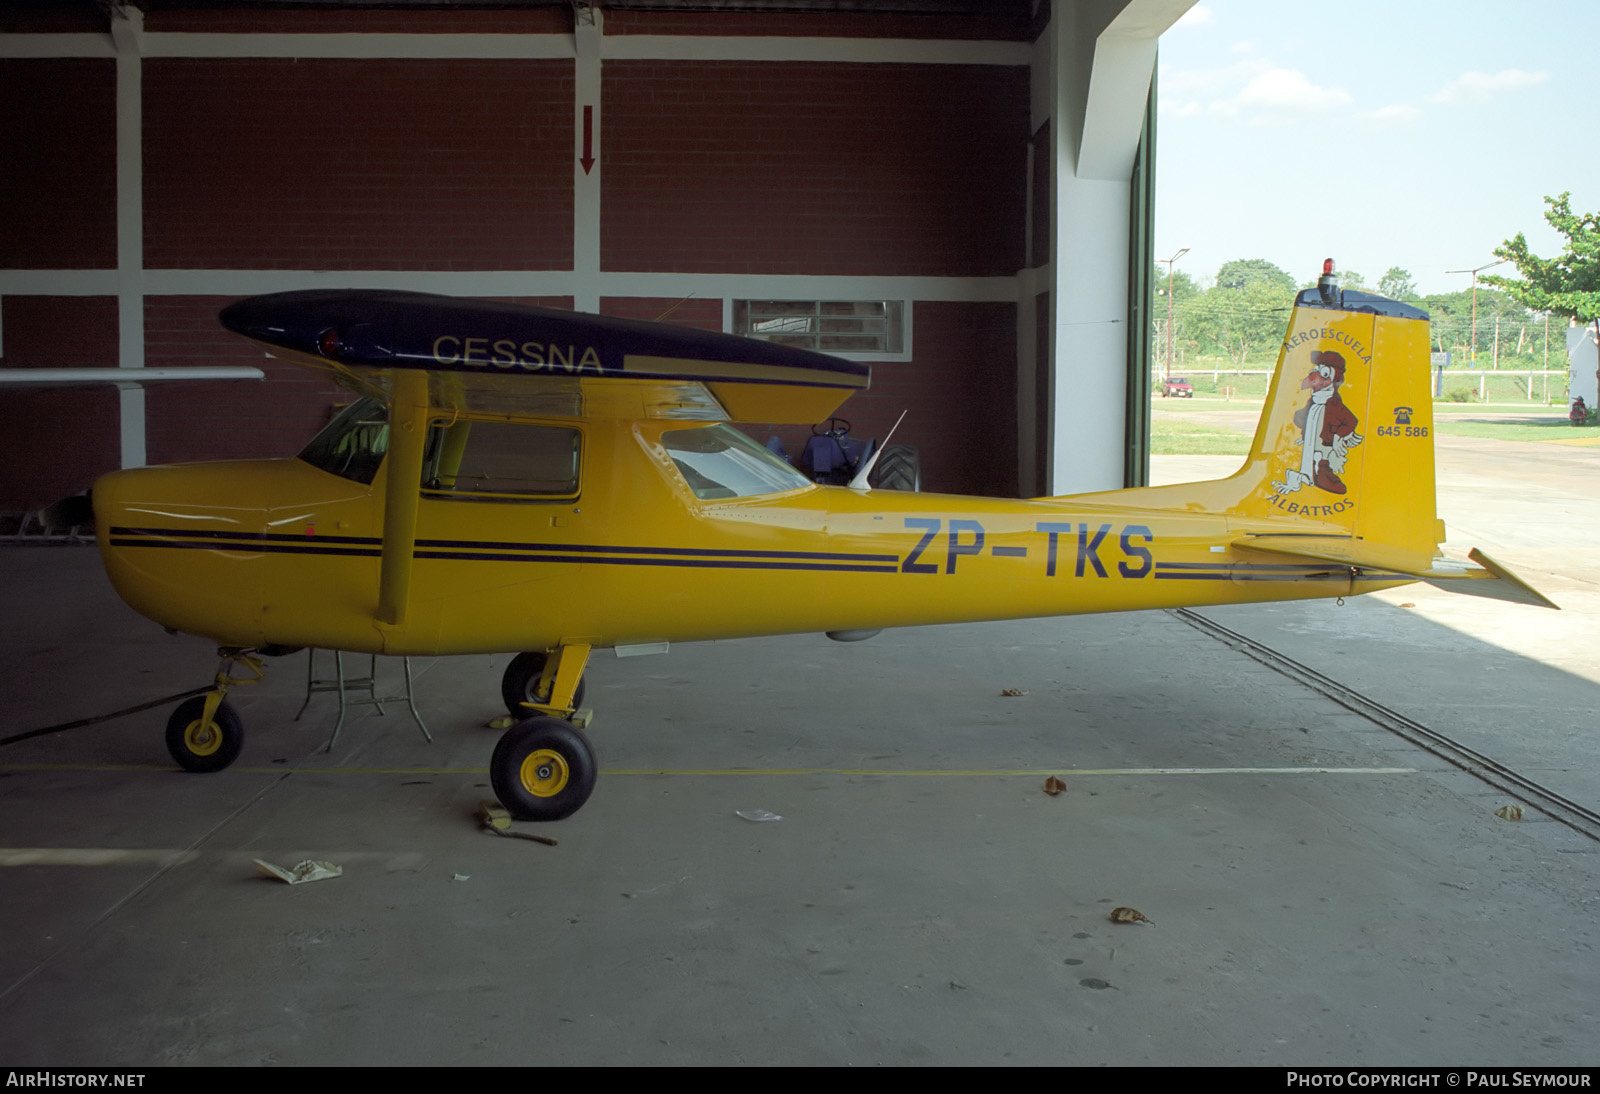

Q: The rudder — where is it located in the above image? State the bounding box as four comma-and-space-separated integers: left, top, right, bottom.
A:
1229, 285, 1438, 557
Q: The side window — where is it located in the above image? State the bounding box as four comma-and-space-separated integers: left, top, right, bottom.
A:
297, 398, 389, 485
422, 419, 580, 501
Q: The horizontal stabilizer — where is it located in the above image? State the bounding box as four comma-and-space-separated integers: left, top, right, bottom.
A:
1234, 536, 1558, 610
1459, 548, 1561, 610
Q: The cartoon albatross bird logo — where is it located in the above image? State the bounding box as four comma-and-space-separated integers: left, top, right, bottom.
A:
1274, 348, 1363, 496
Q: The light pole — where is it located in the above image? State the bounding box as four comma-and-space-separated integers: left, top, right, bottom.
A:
1445, 258, 1507, 365
1159, 247, 1189, 384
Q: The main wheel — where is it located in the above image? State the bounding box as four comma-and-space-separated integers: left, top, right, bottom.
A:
490, 717, 598, 821
165, 696, 244, 773
501, 651, 587, 716
869, 444, 921, 492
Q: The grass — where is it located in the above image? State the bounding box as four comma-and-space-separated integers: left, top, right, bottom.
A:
1160, 369, 1272, 400
1149, 417, 1253, 455
1168, 358, 1570, 407
1152, 400, 1599, 448
1433, 417, 1600, 443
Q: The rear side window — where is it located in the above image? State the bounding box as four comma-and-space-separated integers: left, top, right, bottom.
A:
422, 419, 580, 501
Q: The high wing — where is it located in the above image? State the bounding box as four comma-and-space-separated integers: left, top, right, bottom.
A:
219, 289, 869, 424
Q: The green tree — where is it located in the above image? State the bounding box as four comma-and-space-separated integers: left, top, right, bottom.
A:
1419, 287, 1534, 363
1153, 265, 1201, 372
1190, 259, 1296, 366
1377, 267, 1420, 303
1214, 258, 1295, 295
1151, 264, 1200, 302
1482, 193, 1600, 399
1481, 193, 1600, 320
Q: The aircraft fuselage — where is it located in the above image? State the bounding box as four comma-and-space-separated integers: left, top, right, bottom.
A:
94, 414, 1396, 658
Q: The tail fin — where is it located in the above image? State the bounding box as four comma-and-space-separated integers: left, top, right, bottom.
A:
1228, 285, 1438, 556
1061, 275, 1554, 607
1222, 284, 1556, 609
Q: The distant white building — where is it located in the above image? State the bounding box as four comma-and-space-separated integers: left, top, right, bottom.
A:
1567, 324, 1598, 405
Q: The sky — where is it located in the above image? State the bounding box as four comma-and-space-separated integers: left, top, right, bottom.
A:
1154, 1, 1599, 297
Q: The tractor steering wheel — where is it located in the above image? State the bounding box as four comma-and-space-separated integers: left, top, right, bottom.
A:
812, 417, 851, 438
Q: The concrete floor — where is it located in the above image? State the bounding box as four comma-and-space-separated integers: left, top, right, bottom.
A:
1, 410, 1597, 1066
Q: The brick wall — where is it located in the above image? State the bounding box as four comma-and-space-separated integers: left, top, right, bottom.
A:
0, 297, 122, 507
143, 59, 575, 270
3, 18, 1035, 505
604, 11, 1035, 40
144, 10, 571, 34
750, 301, 1017, 498
602, 61, 1028, 276
599, 297, 723, 331
0, 59, 117, 270
141, 296, 345, 466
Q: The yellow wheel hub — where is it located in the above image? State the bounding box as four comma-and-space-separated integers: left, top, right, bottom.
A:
519, 749, 569, 797
183, 719, 222, 757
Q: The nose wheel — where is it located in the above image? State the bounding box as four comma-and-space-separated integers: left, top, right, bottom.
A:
165, 695, 244, 773
161, 648, 265, 773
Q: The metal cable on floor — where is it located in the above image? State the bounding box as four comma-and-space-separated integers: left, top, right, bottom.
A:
0, 686, 211, 748
1172, 606, 1600, 843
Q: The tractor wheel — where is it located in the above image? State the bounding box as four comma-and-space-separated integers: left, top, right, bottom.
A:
869, 444, 921, 492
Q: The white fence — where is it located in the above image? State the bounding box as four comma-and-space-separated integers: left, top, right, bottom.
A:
1153, 367, 1570, 403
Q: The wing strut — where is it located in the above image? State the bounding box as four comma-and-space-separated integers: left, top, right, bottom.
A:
378, 371, 430, 626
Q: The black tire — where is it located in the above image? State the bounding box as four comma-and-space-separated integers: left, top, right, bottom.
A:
500, 651, 587, 717
869, 444, 921, 492
165, 696, 244, 773
490, 716, 598, 821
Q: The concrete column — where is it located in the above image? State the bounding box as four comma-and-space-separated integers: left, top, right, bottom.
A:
1041, 0, 1189, 495
112, 3, 146, 469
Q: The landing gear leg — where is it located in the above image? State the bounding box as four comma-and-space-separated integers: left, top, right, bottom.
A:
165, 648, 266, 773
500, 649, 587, 718
491, 643, 598, 820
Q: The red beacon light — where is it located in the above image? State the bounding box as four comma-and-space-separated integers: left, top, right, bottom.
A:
1317, 257, 1339, 305
317, 328, 343, 359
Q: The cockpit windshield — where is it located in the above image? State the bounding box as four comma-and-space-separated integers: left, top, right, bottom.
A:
297, 397, 389, 484
660, 424, 813, 501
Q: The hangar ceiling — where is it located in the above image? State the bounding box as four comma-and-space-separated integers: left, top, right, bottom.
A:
23, 0, 1037, 15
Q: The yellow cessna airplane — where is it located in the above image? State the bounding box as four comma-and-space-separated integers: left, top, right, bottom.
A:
88, 271, 1554, 820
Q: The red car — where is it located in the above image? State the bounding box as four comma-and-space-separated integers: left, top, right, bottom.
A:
1160, 376, 1193, 398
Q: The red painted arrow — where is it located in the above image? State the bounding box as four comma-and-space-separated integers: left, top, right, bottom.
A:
580, 105, 595, 175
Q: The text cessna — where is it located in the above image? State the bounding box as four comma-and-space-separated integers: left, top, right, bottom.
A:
431, 334, 605, 373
